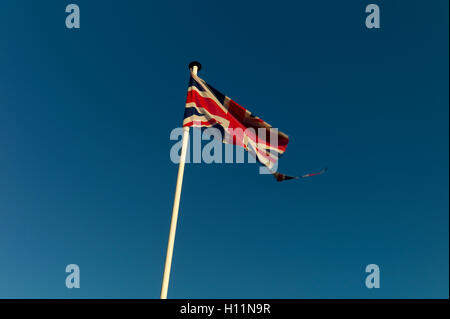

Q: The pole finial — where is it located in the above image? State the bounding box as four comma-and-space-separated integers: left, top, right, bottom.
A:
188, 61, 202, 72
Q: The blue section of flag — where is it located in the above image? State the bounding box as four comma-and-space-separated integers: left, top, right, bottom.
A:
189, 76, 206, 92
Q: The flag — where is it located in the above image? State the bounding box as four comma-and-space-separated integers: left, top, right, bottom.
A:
183, 71, 296, 181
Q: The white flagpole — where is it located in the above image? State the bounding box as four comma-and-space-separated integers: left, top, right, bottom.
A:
160, 62, 201, 299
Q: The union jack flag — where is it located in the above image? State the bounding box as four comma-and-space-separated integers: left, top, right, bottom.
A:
183, 71, 296, 181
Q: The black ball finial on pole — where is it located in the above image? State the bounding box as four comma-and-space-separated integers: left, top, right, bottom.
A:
188, 61, 202, 72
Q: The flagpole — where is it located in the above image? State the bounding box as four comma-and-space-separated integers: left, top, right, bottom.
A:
160, 61, 202, 299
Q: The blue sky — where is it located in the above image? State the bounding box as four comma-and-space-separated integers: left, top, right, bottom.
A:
0, 0, 448, 298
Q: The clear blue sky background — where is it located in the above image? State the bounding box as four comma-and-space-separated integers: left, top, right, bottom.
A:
0, 1, 448, 298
